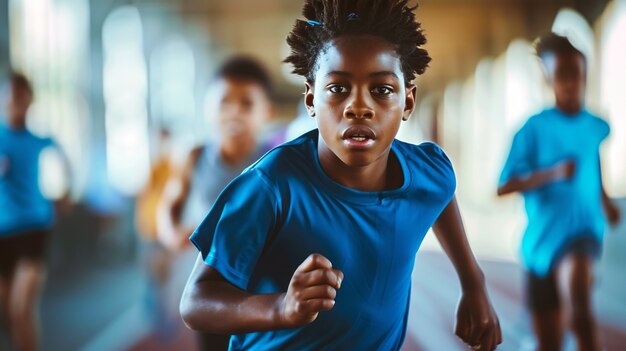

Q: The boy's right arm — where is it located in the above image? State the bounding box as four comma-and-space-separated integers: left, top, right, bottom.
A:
497, 159, 575, 196
157, 147, 203, 251
180, 253, 343, 334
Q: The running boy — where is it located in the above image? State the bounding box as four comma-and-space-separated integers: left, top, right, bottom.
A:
0, 72, 70, 351
159, 56, 274, 350
158, 56, 274, 252
498, 33, 621, 351
181, 1, 502, 350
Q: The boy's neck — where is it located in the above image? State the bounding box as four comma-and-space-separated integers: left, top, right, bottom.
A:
555, 101, 583, 116
317, 145, 402, 192
7, 120, 27, 130
220, 138, 255, 166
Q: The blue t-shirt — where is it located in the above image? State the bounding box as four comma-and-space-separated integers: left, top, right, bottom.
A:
499, 107, 610, 276
191, 130, 456, 351
0, 125, 55, 236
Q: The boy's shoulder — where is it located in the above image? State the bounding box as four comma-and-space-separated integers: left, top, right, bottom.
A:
521, 108, 610, 141
526, 108, 606, 124
583, 110, 610, 139
242, 132, 455, 194
393, 139, 456, 189
582, 109, 609, 127
524, 108, 553, 127
245, 130, 317, 177
394, 138, 443, 153
394, 139, 452, 169
519, 108, 564, 134
0, 125, 51, 146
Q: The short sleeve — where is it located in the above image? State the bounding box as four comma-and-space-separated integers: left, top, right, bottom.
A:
189, 168, 281, 290
596, 118, 610, 142
419, 142, 457, 194
41, 137, 63, 158
499, 126, 535, 186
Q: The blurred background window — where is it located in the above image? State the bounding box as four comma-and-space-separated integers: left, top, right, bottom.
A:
102, 5, 149, 196
8, 0, 90, 198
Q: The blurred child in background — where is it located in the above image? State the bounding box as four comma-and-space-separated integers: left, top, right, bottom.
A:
135, 128, 177, 339
0, 72, 71, 351
498, 33, 621, 351
158, 56, 274, 350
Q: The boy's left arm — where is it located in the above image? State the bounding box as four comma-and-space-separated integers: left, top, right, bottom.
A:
599, 153, 621, 225
52, 142, 73, 215
602, 186, 621, 225
432, 196, 502, 351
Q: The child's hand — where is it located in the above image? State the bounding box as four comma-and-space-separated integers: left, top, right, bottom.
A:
551, 160, 576, 181
160, 228, 192, 252
605, 201, 621, 225
279, 254, 343, 328
54, 194, 73, 216
455, 287, 502, 350
173, 233, 192, 252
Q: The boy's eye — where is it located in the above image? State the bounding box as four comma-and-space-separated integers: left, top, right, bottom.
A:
328, 85, 348, 94
372, 86, 393, 95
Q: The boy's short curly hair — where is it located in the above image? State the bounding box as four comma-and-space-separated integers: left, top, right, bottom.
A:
217, 56, 273, 97
284, 0, 431, 86
534, 33, 585, 61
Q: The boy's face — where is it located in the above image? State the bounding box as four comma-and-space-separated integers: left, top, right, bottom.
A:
305, 35, 416, 168
6, 85, 32, 128
543, 52, 586, 113
217, 77, 271, 141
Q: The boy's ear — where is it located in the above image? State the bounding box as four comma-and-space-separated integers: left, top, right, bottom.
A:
402, 84, 417, 121
304, 81, 315, 117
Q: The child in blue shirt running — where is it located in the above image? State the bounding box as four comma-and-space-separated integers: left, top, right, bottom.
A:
0, 72, 71, 351
180, 1, 502, 350
498, 33, 621, 351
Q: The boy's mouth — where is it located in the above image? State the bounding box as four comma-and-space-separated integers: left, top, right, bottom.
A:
341, 125, 376, 148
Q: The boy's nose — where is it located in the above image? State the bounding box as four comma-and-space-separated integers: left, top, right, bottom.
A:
344, 92, 374, 119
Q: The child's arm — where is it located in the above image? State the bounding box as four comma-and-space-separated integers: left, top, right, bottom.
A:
602, 186, 621, 225
180, 253, 343, 334
45, 143, 73, 214
497, 159, 575, 196
157, 147, 202, 251
55, 147, 73, 215
599, 153, 621, 225
432, 196, 502, 351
